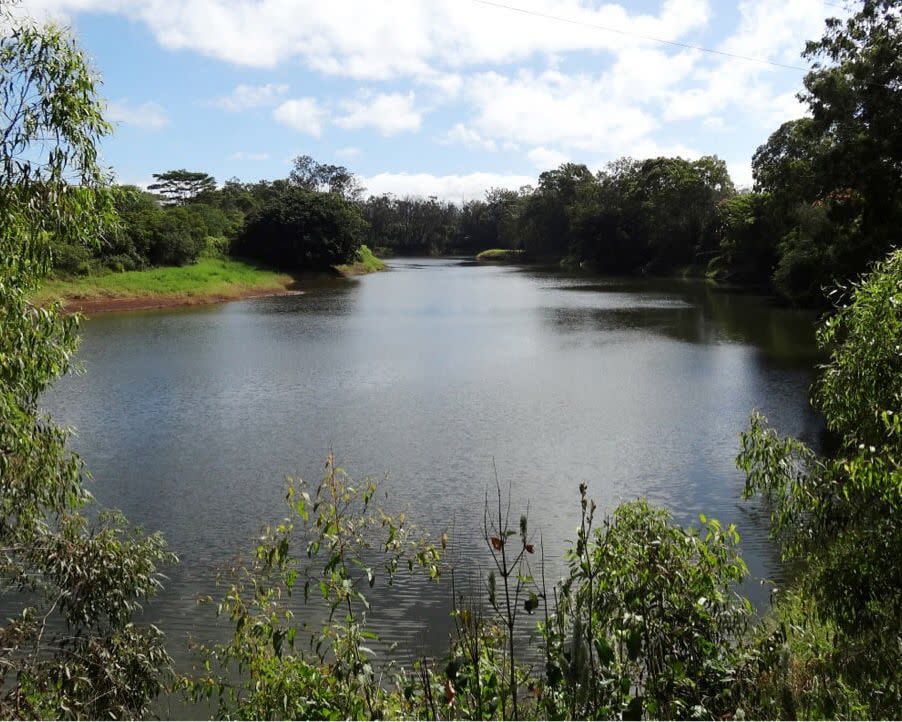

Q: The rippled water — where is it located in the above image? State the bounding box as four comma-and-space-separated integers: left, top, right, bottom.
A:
41, 257, 822, 691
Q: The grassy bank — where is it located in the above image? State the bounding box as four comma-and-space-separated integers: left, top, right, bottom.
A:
32, 257, 298, 312
475, 248, 526, 263
334, 245, 387, 276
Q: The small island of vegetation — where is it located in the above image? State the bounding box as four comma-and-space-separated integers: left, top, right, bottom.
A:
475, 248, 526, 263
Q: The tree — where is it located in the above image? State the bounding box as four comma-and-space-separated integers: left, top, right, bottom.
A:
520, 163, 596, 259
148, 168, 217, 205
630, 156, 734, 270
359, 193, 460, 255
236, 186, 367, 270
289, 154, 363, 200
752, 0, 902, 302
739, 249, 902, 716
709, 192, 778, 283
801, 0, 902, 246
752, 119, 829, 210
0, 9, 174, 718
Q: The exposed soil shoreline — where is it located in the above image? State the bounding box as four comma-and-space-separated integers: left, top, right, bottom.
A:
61, 287, 305, 315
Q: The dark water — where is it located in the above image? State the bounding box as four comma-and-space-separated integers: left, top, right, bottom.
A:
42, 258, 822, 679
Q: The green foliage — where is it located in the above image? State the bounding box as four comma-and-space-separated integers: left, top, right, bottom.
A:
739, 590, 875, 720
709, 192, 777, 283
49, 184, 243, 274
520, 163, 597, 260
361, 193, 462, 256
188, 472, 755, 722
289, 154, 362, 200
0, 9, 174, 718
236, 186, 367, 270
770, 202, 841, 303
533, 156, 734, 274
475, 249, 526, 262
334, 244, 386, 275
815, 249, 902, 447
750, 0, 902, 302
148, 169, 217, 206
360, 154, 734, 269
541, 494, 750, 720
739, 248, 902, 718
185, 454, 442, 720
32, 256, 294, 307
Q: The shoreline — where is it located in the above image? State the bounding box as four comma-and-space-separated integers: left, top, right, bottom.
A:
59, 286, 305, 315
35, 252, 390, 316
32, 256, 305, 316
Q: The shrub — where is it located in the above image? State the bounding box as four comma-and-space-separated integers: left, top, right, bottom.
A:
235, 187, 366, 270
541, 494, 750, 720
739, 248, 902, 717
184, 455, 442, 720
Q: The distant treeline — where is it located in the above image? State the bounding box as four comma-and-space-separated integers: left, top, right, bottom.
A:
54, 130, 898, 308
53, 2, 901, 307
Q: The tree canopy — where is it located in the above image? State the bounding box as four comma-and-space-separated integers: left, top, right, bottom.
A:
148, 169, 217, 206
235, 186, 367, 270
0, 10, 173, 717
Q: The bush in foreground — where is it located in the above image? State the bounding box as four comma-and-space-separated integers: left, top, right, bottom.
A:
738, 248, 902, 718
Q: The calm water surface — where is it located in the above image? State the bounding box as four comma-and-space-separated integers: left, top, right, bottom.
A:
42, 258, 822, 675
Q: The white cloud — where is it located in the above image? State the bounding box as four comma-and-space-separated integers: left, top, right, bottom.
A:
213, 83, 288, 111
106, 99, 168, 129
625, 139, 700, 160
230, 151, 269, 161
336, 92, 422, 136
726, 160, 754, 189
361, 172, 532, 201
273, 98, 327, 136
465, 70, 658, 153
722, 0, 831, 64
441, 123, 496, 152
418, 71, 464, 97
527, 146, 569, 170
767, 89, 807, 126
702, 116, 726, 131
335, 146, 360, 159
23, 0, 711, 78
663, 0, 835, 124
23, 0, 846, 188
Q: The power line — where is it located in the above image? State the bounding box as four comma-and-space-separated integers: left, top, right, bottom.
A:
470, 0, 848, 73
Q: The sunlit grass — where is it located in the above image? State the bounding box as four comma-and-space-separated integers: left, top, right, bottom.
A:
334, 245, 386, 276
475, 248, 525, 262
32, 257, 294, 305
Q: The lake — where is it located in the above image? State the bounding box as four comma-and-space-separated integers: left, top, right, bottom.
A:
42, 257, 823, 675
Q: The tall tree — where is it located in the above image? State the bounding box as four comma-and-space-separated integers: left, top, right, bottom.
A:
235, 186, 366, 269
289, 154, 362, 200
801, 0, 902, 240
753, 0, 902, 302
148, 168, 217, 205
0, 8, 174, 718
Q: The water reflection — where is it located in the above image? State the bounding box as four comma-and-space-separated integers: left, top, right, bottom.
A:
38, 258, 821, 699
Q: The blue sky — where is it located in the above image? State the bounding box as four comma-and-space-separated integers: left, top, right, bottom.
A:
23, 0, 845, 199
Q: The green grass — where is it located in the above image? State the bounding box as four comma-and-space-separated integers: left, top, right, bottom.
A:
334, 245, 386, 276
475, 248, 526, 262
32, 256, 295, 306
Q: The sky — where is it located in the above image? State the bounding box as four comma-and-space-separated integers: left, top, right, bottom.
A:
19, 0, 848, 200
